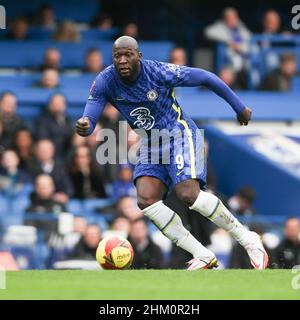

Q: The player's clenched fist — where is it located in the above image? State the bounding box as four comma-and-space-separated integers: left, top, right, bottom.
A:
76, 117, 90, 136
237, 107, 252, 126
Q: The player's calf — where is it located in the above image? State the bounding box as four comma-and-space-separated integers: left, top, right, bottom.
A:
142, 200, 215, 261
189, 190, 268, 269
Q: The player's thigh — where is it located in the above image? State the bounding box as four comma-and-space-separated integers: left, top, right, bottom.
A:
136, 176, 167, 209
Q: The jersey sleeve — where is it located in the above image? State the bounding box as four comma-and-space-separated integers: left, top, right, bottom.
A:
157, 61, 245, 114
185, 67, 246, 114
156, 61, 192, 88
82, 74, 107, 135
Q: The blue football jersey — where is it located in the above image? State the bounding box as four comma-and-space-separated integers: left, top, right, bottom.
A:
84, 59, 196, 132
82, 59, 246, 189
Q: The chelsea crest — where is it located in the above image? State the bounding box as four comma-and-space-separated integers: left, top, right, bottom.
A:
147, 89, 158, 101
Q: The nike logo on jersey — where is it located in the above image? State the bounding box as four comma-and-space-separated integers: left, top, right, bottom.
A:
176, 169, 184, 176
116, 97, 125, 101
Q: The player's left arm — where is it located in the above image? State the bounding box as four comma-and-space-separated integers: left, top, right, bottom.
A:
181, 67, 251, 125
161, 61, 251, 125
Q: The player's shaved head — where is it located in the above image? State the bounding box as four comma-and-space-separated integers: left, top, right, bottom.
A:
113, 36, 139, 50
113, 36, 141, 83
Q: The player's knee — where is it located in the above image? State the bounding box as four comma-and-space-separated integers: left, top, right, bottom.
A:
137, 195, 160, 210
176, 188, 199, 207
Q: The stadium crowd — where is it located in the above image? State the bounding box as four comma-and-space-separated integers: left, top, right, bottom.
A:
0, 2, 299, 270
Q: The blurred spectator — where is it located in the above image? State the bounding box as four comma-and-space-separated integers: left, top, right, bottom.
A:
39, 48, 61, 71
169, 47, 187, 66
218, 66, 239, 90
98, 103, 120, 183
66, 131, 86, 162
0, 149, 32, 195
34, 68, 60, 89
47, 215, 88, 265
86, 123, 102, 152
123, 23, 138, 39
83, 48, 104, 74
71, 216, 88, 244
36, 5, 56, 30
204, 7, 251, 72
14, 129, 35, 171
98, 104, 120, 142
26, 174, 64, 213
71, 224, 102, 260
91, 13, 113, 30
226, 186, 256, 216
81, 123, 113, 186
111, 164, 136, 201
128, 218, 164, 269
259, 53, 297, 91
53, 20, 81, 42
262, 9, 282, 35
35, 93, 72, 158
71, 131, 86, 148
25, 174, 65, 239
0, 91, 26, 149
99, 103, 120, 134
112, 217, 131, 236
116, 196, 143, 222
27, 139, 73, 202
273, 217, 300, 268
6, 17, 29, 41
68, 145, 107, 199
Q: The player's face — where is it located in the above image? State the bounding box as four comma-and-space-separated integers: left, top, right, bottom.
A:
113, 47, 141, 81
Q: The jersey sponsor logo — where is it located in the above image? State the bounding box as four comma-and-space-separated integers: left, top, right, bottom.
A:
146, 90, 158, 101
130, 107, 155, 130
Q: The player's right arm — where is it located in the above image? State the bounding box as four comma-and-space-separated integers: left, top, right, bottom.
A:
76, 74, 107, 137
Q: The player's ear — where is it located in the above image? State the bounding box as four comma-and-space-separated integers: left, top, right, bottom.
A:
138, 51, 142, 59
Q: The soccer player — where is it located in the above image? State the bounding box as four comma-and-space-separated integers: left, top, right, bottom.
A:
76, 36, 268, 270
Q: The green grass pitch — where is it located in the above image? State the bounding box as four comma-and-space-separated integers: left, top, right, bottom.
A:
0, 269, 299, 300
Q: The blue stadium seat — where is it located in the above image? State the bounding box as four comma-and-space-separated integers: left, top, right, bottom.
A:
0, 74, 40, 87
0, 41, 174, 69
1, 0, 100, 23
10, 246, 37, 269
27, 28, 53, 40
0, 195, 9, 228
81, 28, 120, 41
17, 105, 43, 119
0, 193, 31, 228
0, 74, 94, 89
66, 199, 84, 216
291, 77, 300, 93
85, 214, 109, 231
83, 198, 115, 214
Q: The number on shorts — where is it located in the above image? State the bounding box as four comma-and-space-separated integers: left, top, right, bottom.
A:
175, 154, 184, 170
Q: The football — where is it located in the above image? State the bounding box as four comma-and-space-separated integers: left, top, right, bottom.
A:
96, 235, 134, 270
